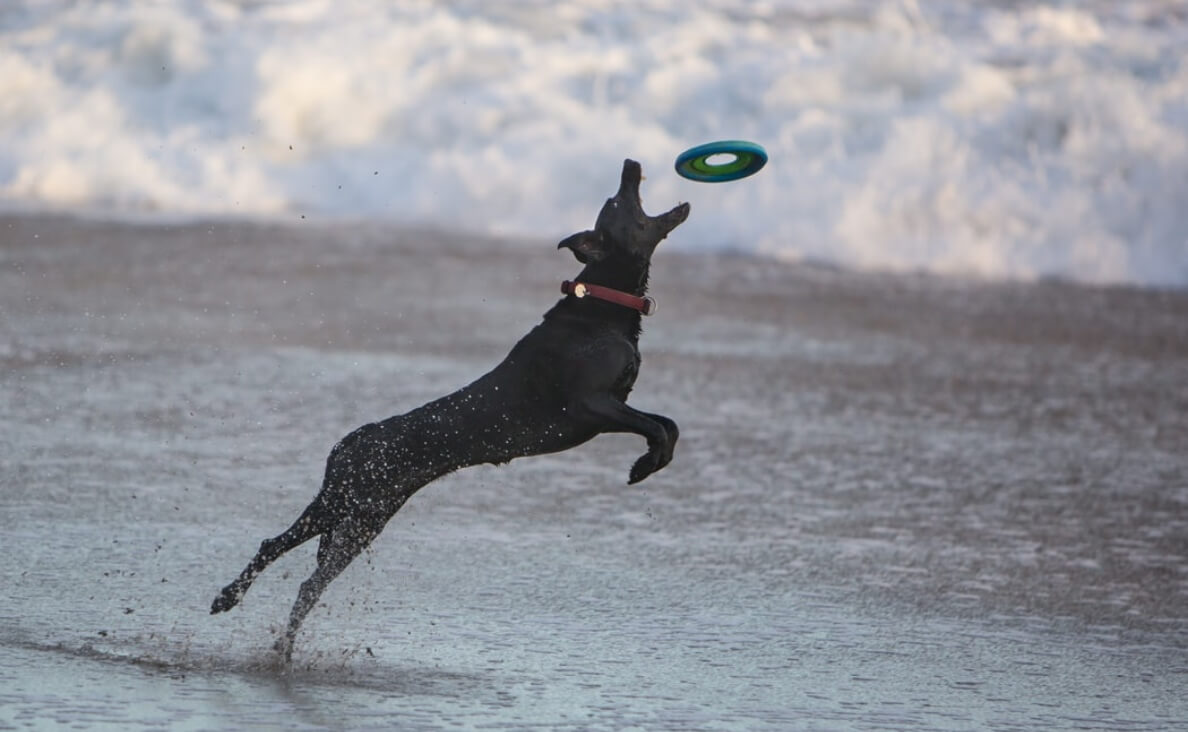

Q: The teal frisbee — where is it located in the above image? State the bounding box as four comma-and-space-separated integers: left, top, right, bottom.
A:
675, 140, 767, 182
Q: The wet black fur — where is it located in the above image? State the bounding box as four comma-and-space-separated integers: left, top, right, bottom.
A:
210, 160, 690, 660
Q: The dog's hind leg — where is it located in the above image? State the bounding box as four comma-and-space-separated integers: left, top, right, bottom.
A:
316, 530, 333, 565
274, 517, 378, 662
210, 506, 324, 614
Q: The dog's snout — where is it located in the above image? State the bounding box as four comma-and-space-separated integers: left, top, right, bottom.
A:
619, 160, 643, 198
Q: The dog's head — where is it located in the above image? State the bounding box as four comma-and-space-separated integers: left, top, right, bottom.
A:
558, 159, 690, 265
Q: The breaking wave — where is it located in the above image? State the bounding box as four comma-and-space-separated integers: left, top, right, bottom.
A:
1, 0, 1186, 287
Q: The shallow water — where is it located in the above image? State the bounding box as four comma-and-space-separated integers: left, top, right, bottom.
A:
2, 214, 1186, 729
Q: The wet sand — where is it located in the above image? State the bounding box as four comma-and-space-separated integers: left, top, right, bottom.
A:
2, 213, 1186, 730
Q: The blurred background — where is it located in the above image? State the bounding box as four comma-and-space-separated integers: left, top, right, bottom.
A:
3, 4, 1187, 726
2, 0, 1185, 287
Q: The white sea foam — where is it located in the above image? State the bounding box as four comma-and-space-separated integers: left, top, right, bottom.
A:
1, 0, 1186, 287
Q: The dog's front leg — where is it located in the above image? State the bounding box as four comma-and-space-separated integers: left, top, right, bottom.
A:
634, 409, 679, 449
576, 393, 677, 484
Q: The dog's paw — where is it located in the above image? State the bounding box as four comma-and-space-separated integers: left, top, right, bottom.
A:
210, 587, 240, 614
629, 451, 661, 484
273, 634, 295, 663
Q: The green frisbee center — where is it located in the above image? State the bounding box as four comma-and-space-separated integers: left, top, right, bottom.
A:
689, 152, 753, 175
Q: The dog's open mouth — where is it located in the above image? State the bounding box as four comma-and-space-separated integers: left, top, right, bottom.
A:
616, 159, 687, 231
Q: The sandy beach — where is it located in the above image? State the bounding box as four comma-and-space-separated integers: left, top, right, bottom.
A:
2, 213, 1186, 730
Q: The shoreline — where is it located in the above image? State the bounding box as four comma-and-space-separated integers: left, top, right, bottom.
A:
4, 209, 1186, 296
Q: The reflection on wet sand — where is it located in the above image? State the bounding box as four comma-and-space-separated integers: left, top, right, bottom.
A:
1, 214, 1185, 729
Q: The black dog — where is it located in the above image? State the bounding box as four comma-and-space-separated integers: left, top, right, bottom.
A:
211, 159, 690, 660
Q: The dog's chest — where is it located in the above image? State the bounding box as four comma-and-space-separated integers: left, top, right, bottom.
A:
611, 345, 641, 400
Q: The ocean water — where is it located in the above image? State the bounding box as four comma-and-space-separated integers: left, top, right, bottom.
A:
1, 0, 1186, 287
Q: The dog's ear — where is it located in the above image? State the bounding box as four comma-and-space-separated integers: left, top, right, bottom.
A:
557, 229, 607, 264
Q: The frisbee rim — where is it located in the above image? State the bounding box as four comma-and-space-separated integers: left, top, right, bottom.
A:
675, 140, 767, 182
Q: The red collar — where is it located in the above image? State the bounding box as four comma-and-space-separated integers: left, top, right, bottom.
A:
561, 280, 657, 316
